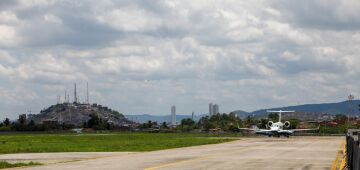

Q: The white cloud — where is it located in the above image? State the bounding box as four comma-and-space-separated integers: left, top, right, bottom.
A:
0, 64, 14, 76
335, 1, 360, 22
0, 11, 20, 25
18, 0, 57, 8
266, 20, 312, 45
43, 14, 62, 24
263, 7, 281, 17
14, 53, 83, 82
280, 51, 300, 61
0, 0, 360, 118
0, 25, 21, 47
96, 8, 162, 32
0, 50, 17, 64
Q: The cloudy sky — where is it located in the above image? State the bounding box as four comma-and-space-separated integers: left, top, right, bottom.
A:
1, 0, 360, 119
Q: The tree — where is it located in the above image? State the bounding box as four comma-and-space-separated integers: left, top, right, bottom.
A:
139, 120, 158, 129
268, 113, 279, 121
88, 113, 100, 128
197, 116, 215, 131
179, 118, 196, 132
27, 120, 36, 131
87, 113, 110, 130
18, 115, 26, 125
258, 119, 268, 129
197, 113, 242, 132
146, 120, 157, 128
288, 119, 300, 129
181, 118, 195, 127
160, 122, 168, 129
3, 118, 10, 126
334, 114, 347, 125
244, 115, 256, 126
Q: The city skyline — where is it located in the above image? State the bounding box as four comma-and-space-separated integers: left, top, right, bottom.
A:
1, 1, 360, 119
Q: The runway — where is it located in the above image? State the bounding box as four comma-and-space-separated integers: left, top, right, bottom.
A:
10, 136, 343, 170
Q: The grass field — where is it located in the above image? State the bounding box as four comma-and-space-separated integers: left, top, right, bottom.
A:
0, 161, 41, 169
0, 133, 236, 154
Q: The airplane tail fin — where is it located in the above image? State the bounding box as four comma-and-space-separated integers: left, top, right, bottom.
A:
279, 112, 281, 123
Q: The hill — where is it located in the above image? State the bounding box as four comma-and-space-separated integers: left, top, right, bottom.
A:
250, 100, 360, 118
29, 103, 132, 127
230, 110, 251, 119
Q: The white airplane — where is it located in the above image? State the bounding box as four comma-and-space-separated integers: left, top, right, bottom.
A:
238, 110, 319, 137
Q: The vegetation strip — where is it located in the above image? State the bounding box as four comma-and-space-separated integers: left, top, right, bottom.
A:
0, 161, 41, 169
0, 133, 236, 154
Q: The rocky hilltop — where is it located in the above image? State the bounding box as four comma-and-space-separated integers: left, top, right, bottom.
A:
29, 103, 132, 127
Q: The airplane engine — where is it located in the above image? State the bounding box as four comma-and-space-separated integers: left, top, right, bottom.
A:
284, 121, 290, 128
268, 121, 273, 127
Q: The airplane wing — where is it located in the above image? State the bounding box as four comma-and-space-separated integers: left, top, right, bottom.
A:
267, 110, 295, 113
238, 128, 256, 131
289, 126, 320, 132
238, 128, 274, 132
236, 122, 259, 131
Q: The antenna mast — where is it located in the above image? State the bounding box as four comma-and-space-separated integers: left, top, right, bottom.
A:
86, 82, 89, 104
57, 94, 60, 104
64, 90, 67, 103
74, 83, 78, 103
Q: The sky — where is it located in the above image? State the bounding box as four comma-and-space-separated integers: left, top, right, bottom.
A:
1, 0, 360, 119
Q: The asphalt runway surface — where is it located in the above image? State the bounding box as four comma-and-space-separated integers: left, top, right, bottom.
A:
5, 136, 343, 170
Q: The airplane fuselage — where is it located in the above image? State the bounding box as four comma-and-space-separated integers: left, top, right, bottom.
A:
255, 122, 292, 137
255, 129, 293, 137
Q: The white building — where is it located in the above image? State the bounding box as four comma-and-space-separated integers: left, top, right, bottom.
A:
213, 104, 219, 115
171, 105, 176, 126
209, 103, 213, 115
209, 103, 220, 115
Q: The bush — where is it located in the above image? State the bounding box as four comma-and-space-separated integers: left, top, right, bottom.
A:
0, 126, 11, 132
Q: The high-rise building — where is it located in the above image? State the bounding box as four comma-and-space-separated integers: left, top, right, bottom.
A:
171, 105, 176, 126
213, 104, 219, 115
209, 103, 220, 115
209, 103, 213, 115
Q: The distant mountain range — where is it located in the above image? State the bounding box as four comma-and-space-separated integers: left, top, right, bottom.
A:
125, 114, 203, 124
248, 100, 360, 118
127, 100, 360, 123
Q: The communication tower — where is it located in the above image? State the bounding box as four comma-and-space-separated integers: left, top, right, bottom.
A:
347, 94, 355, 116
74, 83, 78, 103
86, 82, 89, 104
